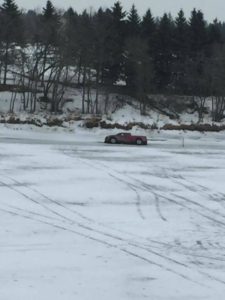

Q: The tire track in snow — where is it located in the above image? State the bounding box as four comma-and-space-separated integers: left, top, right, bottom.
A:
0, 202, 210, 287
68, 155, 225, 286
57, 149, 225, 287
92, 160, 225, 228
61, 149, 146, 220
0, 175, 217, 288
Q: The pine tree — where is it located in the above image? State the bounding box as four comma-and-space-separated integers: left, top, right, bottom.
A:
174, 10, 189, 59
1, 0, 20, 17
189, 9, 207, 57
61, 7, 78, 65
154, 13, 174, 91
124, 5, 142, 88
112, 1, 126, 23
43, 0, 55, 19
126, 4, 141, 37
41, 0, 60, 46
0, 0, 23, 84
24, 10, 42, 44
92, 8, 112, 112
141, 9, 155, 38
39, 0, 60, 87
172, 10, 189, 92
220, 23, 225, 42
93, 8, 111, 75
204, 19, 223, 58
141, 9, 156, 60
208, 19, 222, 45
104, 1, 126, 83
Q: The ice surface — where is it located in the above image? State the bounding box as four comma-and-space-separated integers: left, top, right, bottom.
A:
1, 127, 225, 299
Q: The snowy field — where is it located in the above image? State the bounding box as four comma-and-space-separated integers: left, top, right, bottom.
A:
1, 126, 225, 300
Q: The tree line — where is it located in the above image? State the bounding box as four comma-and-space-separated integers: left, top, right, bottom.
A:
0, 0, 225, 120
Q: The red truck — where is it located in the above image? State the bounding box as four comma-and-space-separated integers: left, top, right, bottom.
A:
104, 132, 147, 145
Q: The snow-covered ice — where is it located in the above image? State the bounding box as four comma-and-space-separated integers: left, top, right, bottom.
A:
1, 126, 225, 299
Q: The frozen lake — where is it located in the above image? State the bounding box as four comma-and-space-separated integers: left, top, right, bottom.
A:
1, 128, 225, 299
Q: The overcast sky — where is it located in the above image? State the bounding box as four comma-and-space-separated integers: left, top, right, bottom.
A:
16, 0, 224, 22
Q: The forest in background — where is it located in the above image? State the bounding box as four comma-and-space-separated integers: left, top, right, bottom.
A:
0, 0, 225, 122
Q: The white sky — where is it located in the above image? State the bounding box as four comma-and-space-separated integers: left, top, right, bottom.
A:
16, 0, 224, 22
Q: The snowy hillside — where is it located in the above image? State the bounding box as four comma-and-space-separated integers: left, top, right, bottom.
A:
1, 89, 225, 133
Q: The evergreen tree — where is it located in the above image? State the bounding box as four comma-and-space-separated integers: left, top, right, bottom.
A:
189, 9, 207, 57
77, 10, 95, 66
43, 0, 55, 19
93, 8, 111, 76
92, 8, 112, 112
104, 1, 126, 83
1, 0, 20, 17
112, 1, 126, 22
0, 0, 23, 84
41, 0, 60, 46
0, 0, 22, 43
124, 5, 142, 87
141, 9, 154, 34
174, 10, 189, 59
23, 10, 42, 44
220, 22, 225, 42
126, 4, 141, 37
141, 9, 155, 39
204, 19, 223, 57
172, 10, 189, 93
61, 7, 78, 65
208, 19, 222, 45
124, 37, 154, 108
186, 9, 208, 97
39, 1, 60, 87
154, 13, 174, 91
141, 9, 156, 62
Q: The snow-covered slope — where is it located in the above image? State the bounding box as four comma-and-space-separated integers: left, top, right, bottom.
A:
0, 90, 224, 132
